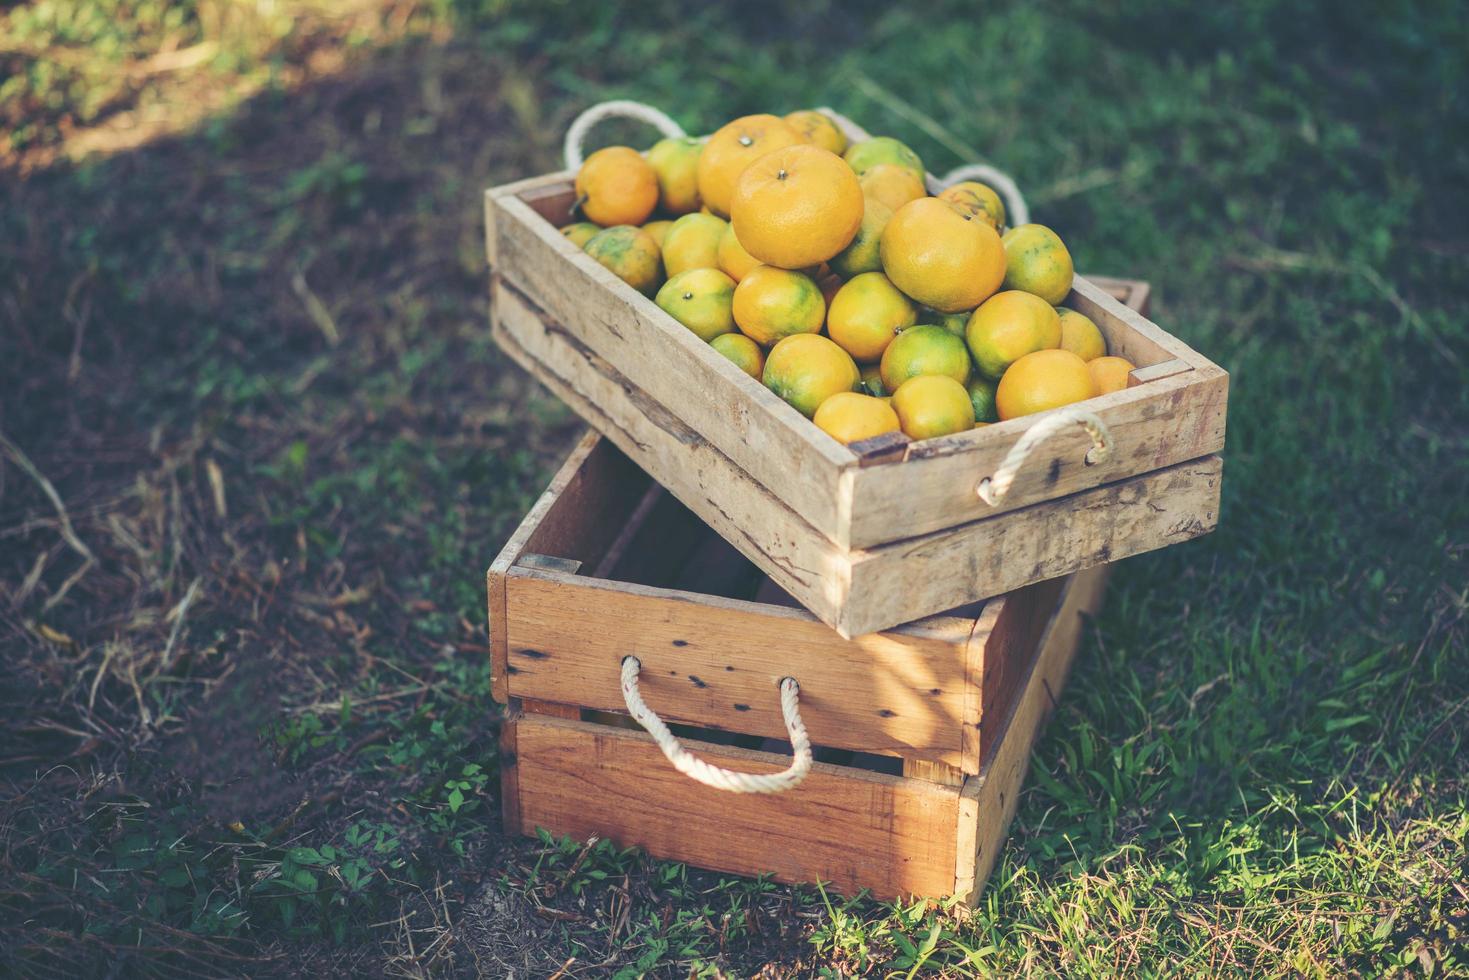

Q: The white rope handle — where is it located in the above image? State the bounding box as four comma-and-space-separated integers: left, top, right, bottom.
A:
976, 407, 1114, 506
934, 163, 1030, 228
818, 107, 1030, 226
563, 100, 687, 170
620, 656, 812, 794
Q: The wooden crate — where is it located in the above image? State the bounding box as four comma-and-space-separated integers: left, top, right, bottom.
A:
490, 431, 1107, 901
485, 173, 1225, 637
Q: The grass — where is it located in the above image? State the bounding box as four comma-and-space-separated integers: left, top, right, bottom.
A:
1, 0, 1466, 975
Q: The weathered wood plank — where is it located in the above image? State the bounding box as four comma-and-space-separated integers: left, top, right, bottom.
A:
844, 365, 1228, 545
1128, 358, 1191, 387
969, 575, 1068, 773
486, 431, 614, 702
838, 455, 1221, 637
503, 566, 984, 767
490, 175, 1222, 561
511, 713, 964, 900
904, 759, 965, 786
499, 705, 523, 835
492, 281, 853, 627
490, 192, 853, 535
495, 280, 1223, 636
955, 565, 1109, 900
1067, 276, 1208, 369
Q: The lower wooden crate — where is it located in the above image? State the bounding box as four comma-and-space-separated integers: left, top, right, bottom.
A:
500, 565, 1106, 902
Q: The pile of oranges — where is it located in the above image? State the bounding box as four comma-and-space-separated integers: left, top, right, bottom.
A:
564, 110, 1137, 446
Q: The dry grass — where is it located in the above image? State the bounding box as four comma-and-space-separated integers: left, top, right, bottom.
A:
2, 0, 1466, 975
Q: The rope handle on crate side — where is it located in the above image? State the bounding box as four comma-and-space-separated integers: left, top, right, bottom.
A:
620, 656, 812, 794
816, 106, 1030, 226
562, 100, 1031, 226
976, 407, 1114, 507
563, 101, 687, 170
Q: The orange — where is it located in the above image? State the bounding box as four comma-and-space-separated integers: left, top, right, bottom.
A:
731, 266, 825, 346
827, 272, 918, 362
762, 334, 859, 418
1002, 224, 1075, 305
965, 290, 1062, 378
880, 198, 1006, 313
829, 196, 892, 278
661, 212, 728, 277
716, 223, 761, 282
859, 164, 926, 213
560, 222, 601, 248
575, 146, 659, 227
844, 136, 924, 179
938, 181, 1006, 230
641, 219, 674, 249
966, 376, 999, 423
1088, 355, 1136, 395
891, 375, 975, 440
813, 392, 900, 445
696, 114, 808, 218
711, 332, 766, 379
995, 349, 1096, 420
584, 225, 662, 296
1057, 307, 1106, 361
645, 136, 704, 215
880, 323, 972, 392
730, 144, 863, 269
655, 268, 737, 342
784, 109, 848, 155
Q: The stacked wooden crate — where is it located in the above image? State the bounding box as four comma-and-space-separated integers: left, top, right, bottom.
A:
484, 155, 1226, 900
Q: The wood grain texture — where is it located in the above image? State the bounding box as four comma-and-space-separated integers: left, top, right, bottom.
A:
499, 705, 522, 835
1067, 276, 1206, 368
486, 431, 610, 702
838, 455, 1222, 637
1128, 358, 1191, 387
488, 179, 1227, 553
492, 281, 853, 627
511, 712, 964, 900
843, 365, 1228, 546
955, 565, 1109, 901
490, 191, 853, 536
1086, 276, 1151, 315
495, 280, 1224, 636
503, 565, 988, 768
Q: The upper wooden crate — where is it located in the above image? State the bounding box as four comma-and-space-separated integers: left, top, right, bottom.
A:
485, 176, 1226, 636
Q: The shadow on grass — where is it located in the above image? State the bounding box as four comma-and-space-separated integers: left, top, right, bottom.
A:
1, 0, 1467, 975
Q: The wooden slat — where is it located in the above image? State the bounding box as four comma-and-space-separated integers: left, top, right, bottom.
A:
504, 566, 983, 767
487, 431, 612, 702
519, 698, 581, 719
844, 365, 1228, 545
955, 565, 1109, 901
492, 180, 1222, 555
491, 176, 1224, 559
591, 485, 708, 587
511, 713, 963, 900
1067, 276, 1206, 368
969, 575, 1068, 772
499, 705, 522, 835
904, 759, 965, 786
491, 282, 854, 627
495, 280, 1224, 636
839, 455, 1222, 637
1128, 358, 1191, 388
490, 192, 854, 536
516, 554, 582, 575
484, 174, 574, 269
